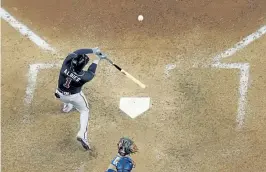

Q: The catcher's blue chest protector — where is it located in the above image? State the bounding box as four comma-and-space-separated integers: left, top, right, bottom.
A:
116, 157, 133, 172
108, 155, 134, 172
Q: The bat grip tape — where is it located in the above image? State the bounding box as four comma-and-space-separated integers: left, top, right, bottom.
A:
113, 64, 122, 71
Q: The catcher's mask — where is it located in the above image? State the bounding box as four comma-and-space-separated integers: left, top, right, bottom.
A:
117, 137, 138, 156
70, 54, 89, 72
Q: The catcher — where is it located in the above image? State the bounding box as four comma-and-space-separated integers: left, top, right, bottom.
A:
106, 137, 138, 172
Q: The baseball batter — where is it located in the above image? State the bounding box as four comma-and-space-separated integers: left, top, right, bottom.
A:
54, 47, 106, 150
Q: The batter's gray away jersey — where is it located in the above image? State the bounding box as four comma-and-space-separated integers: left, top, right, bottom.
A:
58, 52, 95, 94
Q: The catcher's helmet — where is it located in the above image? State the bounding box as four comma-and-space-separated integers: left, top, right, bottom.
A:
70, 54, 89, 72
117, 137, 138, 156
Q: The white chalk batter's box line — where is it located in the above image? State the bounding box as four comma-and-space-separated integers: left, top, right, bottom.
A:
163, 25, 265, 129
24, 63, 61, 105
1, 7, 266, 128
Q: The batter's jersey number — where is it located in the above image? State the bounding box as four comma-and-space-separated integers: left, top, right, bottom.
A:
63, 77, 72, 88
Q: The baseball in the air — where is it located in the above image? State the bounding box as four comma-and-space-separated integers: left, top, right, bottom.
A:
138, 15, 144, 21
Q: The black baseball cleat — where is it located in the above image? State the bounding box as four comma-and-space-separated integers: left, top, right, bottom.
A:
77, 137, 91, 150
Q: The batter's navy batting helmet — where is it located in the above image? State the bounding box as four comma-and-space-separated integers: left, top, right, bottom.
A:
70, 54, 89, 72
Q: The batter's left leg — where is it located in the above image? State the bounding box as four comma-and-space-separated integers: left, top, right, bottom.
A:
71, 91, 90, 150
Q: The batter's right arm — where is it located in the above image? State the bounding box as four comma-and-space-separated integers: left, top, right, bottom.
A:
84, 60, 99, 81
87, 59, 99, 74
85, 51, 107, 80
87, 52, 107, 73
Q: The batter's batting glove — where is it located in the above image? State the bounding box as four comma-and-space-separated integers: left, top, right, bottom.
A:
97, 53, 107, 60
92, 47, 101, 55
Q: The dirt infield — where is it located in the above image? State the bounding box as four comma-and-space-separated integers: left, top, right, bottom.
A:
2, 0, 266, 171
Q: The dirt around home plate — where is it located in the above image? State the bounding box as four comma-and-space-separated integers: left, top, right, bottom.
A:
2, 0, 266, 171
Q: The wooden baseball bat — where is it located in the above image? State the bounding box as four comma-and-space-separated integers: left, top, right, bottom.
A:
105, 57, 146, 89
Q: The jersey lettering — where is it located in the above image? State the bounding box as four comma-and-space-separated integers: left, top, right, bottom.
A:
58, 59, 94, 94
64, 69, 81, 82
63, 77, 72, 88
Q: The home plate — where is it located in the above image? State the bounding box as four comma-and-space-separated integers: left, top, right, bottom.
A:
119, 97, 151, 118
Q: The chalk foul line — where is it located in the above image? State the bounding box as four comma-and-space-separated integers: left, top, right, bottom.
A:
213, 26, 266, 64
0, 8, 60, 106
0, 8, 56, 53
212, 25, 266, 129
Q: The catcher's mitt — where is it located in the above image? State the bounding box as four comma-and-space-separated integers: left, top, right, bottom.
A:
117, 137, 138, 156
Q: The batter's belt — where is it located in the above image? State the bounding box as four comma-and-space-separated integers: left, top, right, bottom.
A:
55, 88, 72, 98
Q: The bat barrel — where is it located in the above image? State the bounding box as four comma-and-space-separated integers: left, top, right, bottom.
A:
105, 57, 146, 89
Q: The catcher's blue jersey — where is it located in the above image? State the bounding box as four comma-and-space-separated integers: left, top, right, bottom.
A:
106, 155, 134, 172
